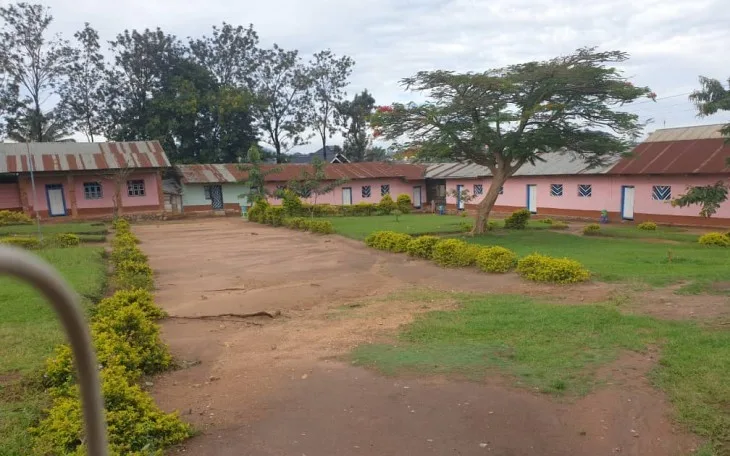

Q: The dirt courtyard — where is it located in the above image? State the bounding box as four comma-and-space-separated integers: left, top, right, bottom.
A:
134, 218, 698, 455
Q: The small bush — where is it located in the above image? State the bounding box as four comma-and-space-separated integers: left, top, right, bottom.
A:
476, 246, 518, 273
378, 194, 397, 213
504, 209, 531, 229
352, 202, 377, 216
517, 253, 590, 284
247, 200, 269, 223
49, 233, 80, 248
583, 223, 601, 235
280, 189, 304, 216
540, 218, 554, 225
0, 236, 41, 249
0, 209, 32, 226
111, 245, 148, 265
115, 260, 154, 290
458, 221, 472, 232
112, 232, 139, 247
95, 288, 165, 321
431, 239, 480, 267
284, 217, 308, 230
638, 221, 657, 231
406, 235, 440, 259
551, 221, 569, 229
698, 232, 730, 247
112, 218, 130, 231
308, 220, 335, 234
301, 203, 340, 217
263, 206, 285, 226
396, 194, 412, 214
486, 220, 500, 231
364, 230, 412, 252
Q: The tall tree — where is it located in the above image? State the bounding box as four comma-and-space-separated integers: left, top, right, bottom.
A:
0, 2, 74, 142
372, 48, 651, 233
249, 45, 310, 163
338, 89, 375, 161
6, 107, 73, 142
189, 22, 258, 87
306, 50, 354, 160
689, 76, 730, 138
58, 22, 106, 141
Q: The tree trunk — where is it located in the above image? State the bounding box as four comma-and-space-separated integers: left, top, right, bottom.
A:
473, 169, 508, 234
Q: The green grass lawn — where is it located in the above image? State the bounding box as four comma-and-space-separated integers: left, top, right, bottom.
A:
592, 224, 700, 243
463, 230, 730, 292
352, 293, 730, 454
0, 221, 107, 237
0, 246, 107, 455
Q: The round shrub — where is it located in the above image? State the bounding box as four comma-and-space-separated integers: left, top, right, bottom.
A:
309, 220, 335, 234
112, 232, 139, 248
0, 236, 41, 249
698, 232, 730, 247
396, 194, 412, 214
476, 246, 518, 273
378, 194, 397, 213
364, 230, 412, 252
516, 253, 590, 284
406, 235, 440, 259
583, 223, 601, 235
284, 217, 307, 230
112, 218, 130, 231
247, 200, 269, 223
0, 209, 32, 226
50, 233, 80, 248
96, 288, 165, 320
280, 189, 303, 216
263, 206, 285, 226
111, 245, 148, 265
504, 209, 531, 229
638, 221, 657, 231
431, 238, 480, 267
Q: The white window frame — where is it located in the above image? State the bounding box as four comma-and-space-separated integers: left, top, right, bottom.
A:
550, 184, 563, 197
127, 179, 146, 197
83, 182, 103, 200
652, 185, 671, 201
578, 184, 592, 198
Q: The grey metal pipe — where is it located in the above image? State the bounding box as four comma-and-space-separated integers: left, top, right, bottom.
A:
0, 245, 108, 456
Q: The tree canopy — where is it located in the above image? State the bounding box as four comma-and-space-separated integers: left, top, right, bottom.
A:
689, 76, 730, 139
371, 48, 652, 232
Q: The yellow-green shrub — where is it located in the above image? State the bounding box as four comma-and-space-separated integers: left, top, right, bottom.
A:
486, 220, 500, 231
0, 236, 41, 249
540, 218, 554, 225
115, 260, 154, 290
431, 238, 480, 267
49, 233, 81, 248
111, 245, 148, 265
33, 366, 192, 455
280, 189, 303, 216
551, 221, 569, 229
95, 288, 165, 320
364, 230, 412, 252
112, 218, 130, 231
406, 235, 440, 259
583, 223, 601, 235
476, 246, 518, 273
284, 216, 307, 230
112, 232, 139, 247
0, 209, 32, 226
378, 194, 397, 213
638, 221, 657, 231
247, 200, 269, 223
698, 232, 730, 247
263, 206, 285, 226
516, 253, 590, 283
504, 209, 531, 229
308, 220, 334, 234
396, 194, 412, 214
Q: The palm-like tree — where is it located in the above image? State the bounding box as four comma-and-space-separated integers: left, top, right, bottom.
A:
6, 109, 75, 143
689, 76, 730, 138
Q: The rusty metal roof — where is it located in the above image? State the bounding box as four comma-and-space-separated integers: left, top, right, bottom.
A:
176, 162, 426, 184
608, 138, 730, 175
0, 141, 170, 173
426, 153, 617, 179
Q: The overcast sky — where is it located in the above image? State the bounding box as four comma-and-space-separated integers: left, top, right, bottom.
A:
24, 0, 730, 152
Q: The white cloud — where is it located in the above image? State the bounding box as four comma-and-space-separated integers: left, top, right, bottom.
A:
32, 0, 730, 149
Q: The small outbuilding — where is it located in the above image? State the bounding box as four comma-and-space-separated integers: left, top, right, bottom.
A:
175, 164, 249, 216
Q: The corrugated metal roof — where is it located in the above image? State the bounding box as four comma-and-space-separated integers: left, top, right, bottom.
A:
0, 141, 170, 173
426, 153, 617, 179
644, 124, 726, 142
177, 162, 426, 184
609, 138, 730, 175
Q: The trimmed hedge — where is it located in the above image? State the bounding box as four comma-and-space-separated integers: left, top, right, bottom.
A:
476, 246, 518, 273
0, 236, 42, 249
637, 221, 657, 231
698, 232, 730, 247
34, 222, 191, 454
0, 209, 32, 226
247, 200, 270, 223
431, 239, 480, 267
504, 209, 530, 229
365, 230, 412, 253
50, 233, 81, 247
550, 221, 569, 229
583, 223, 601, 235
406, 235, 440, 259
517, 253, 590, 284
263, 206, 285, 226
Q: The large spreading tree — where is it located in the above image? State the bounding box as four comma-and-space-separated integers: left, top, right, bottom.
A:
372, 48, 652, 233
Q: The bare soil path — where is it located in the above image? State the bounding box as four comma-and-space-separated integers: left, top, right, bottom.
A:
134, 218, 698, 456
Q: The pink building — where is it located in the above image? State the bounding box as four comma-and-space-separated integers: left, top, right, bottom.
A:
426, 125, 730, 227
0, 141, 170, 220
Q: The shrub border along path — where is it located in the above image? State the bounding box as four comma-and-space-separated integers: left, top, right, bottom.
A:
31, 218, 191, 455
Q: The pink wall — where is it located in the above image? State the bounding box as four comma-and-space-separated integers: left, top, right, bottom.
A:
444, 175, 730, 219
27, 172, 160, 211
266, 178, 426, 207
0, 183, 21, 209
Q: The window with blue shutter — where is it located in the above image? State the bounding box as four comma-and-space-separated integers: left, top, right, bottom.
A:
550, 184, 563, 197
578, 184, 592, 198
473, 184, 483, 196
652, 185, 671, 201
381, 184, 390, 196
362, 186, 371, 198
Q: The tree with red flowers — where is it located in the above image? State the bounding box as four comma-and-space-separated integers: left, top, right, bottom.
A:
371, 48, 652, 233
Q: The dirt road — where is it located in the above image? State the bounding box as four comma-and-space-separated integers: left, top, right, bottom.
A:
134, 218, 696, 455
